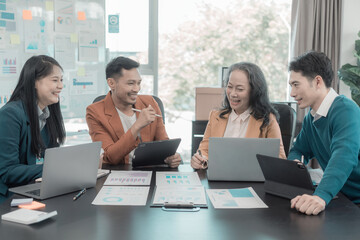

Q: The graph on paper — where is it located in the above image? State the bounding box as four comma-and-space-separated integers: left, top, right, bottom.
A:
156, 172, 202, 186
104, 171, 152, 186
92, 186, 150, 206
152, 185, 207, 206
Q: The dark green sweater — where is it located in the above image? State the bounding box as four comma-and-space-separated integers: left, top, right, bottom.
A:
289, 96, 360, 204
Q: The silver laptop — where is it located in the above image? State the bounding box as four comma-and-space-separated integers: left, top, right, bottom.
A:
207, 138, 280, 182
9, 142, 102, 200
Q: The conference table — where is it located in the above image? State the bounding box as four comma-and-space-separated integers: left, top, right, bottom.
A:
1, 164, 360, 240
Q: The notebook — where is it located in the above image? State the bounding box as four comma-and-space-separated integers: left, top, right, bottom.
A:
207, 138, 280, 182
1, 209, 57, 225
9, 142, 102, 200
256, 154, 315, 199
132, 138, 181, 167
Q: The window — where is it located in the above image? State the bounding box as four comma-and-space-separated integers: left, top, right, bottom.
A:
105, 0, 157, 95
158, 0, 291, 161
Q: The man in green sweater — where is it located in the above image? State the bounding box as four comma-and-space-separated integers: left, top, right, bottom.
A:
288, 51, 360, 215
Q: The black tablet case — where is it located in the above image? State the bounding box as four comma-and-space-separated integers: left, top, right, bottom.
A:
132, 138, 181, 167
256, 154, 315, 199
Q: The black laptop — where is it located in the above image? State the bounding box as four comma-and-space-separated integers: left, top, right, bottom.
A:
256, 154, 315, 199
132, 138, 181, 167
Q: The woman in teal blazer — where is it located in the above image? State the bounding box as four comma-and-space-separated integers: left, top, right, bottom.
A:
0, 55, 66, 203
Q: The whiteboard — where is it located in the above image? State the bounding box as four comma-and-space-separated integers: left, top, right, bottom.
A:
0, 0, 107, 118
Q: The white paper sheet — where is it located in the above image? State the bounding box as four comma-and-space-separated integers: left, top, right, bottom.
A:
152, 185, 207, 206
156, 172, 202, 186
0, 50, 19, 76
206, 187, 268, 209
55, 1, 75, 33
55, 35, 75, 69
78, 31, 99, 62
69, 70, 98, 95
308, 168, 324, 186
104, 171, 152, 186
92, 186, 150, 206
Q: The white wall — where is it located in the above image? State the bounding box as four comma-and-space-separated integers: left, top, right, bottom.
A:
339, 0, 360, 97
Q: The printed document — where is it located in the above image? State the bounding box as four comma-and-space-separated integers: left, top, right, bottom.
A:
156, 172, 202, 186
152, 185, 207, 206
104, 171, 152, 185
92, 186, 150, 206
206, 187, 268, 209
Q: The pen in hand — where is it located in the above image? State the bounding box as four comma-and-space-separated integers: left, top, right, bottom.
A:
73, 188, 86, 201
132, 108, 162, 118
198, 150, 208, 169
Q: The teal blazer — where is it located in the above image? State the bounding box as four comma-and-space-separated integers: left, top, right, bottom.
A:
0, 100, 53, 202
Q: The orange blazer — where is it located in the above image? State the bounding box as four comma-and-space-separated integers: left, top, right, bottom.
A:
86, 92, 168, 165
198, 110, 286, 159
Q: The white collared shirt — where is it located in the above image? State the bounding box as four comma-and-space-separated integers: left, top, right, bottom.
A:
310, 88, 339, 122
223, 108, 251, 138
38, 106, 50, 130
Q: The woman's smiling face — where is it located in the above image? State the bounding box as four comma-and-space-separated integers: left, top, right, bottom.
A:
226, 69, 251, 115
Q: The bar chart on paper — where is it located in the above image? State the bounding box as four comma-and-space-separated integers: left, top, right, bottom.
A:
103, 171, 152, 186
156, 172, 202, 186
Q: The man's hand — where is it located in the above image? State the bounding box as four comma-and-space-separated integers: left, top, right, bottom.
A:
131, 105, 156, 137
191, 152, 208, 169
164, 152, 182, 168
291, 194, 326, 215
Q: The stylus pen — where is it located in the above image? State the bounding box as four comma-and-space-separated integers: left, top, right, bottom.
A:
73, 188, 86, 201
132, 108, 162, 117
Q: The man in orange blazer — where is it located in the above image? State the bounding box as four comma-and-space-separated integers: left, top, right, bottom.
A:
86, 57, 181, 167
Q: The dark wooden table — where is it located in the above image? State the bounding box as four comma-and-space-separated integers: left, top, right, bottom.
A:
1, 164, 359, 240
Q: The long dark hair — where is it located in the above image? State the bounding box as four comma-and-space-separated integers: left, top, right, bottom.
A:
219, 62, 278, 135
9, 55, 65, 157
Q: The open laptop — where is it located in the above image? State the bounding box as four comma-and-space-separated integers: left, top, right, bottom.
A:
207, 138, 280, 181
256, 154, 315, 199
9, 142, 102, 200
132, 138, 181, 167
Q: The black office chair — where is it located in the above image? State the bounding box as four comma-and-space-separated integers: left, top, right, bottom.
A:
272, 103, 297, 156
93, 95, 106, 103
92, 94, 165, 124
191, 120, 208, 156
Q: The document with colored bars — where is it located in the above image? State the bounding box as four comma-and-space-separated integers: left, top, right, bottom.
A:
152, 172, 207, 207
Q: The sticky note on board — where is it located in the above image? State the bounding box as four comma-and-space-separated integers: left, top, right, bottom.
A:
19, 201, 46, 210
77, 67, 86, 76
10, 34, 20, 44
70, 33, 78, 43
78, 11, 86, 21
22, 10, 32, 20
45, 1, 54, 11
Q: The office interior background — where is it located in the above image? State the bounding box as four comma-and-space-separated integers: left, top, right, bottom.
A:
0, 0, 358, 161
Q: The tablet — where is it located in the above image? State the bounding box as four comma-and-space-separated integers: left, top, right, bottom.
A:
256, 154, 315, 199
132, 138, 181, 167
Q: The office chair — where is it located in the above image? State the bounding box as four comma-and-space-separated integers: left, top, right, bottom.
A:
92, 94, 165, 124
272, 103, 297, 156
93, 95, 106, 103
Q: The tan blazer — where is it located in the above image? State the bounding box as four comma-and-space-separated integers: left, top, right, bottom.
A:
86, 92, 168, 165
198, 110, 286, 159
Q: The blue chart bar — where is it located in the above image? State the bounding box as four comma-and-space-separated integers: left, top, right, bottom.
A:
73, 78, 93, 86
1, 12, 14, 20
0, 3, 6, 11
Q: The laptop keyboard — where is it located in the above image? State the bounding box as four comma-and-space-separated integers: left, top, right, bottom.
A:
25, 189, 41, 196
